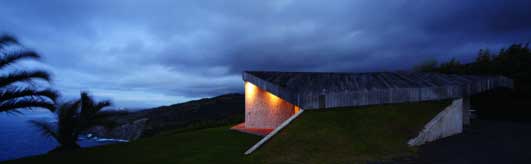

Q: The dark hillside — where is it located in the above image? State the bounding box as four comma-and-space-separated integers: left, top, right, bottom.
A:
98, 93, 244, 138
141, 93, 244, 136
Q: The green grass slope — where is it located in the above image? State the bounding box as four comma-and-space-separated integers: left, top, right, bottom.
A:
4, 127, 261, 164
5, 100, 450, 164
248, 100, 450, 163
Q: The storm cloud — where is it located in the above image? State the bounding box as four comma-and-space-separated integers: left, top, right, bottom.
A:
1, 0, 530, 108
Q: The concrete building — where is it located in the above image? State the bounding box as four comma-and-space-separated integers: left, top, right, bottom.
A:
231, 71, 513, 154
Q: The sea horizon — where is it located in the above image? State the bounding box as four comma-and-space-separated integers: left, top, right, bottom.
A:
0, 109, 123, 162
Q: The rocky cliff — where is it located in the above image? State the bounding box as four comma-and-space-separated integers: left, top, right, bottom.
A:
88, 118, 149, 140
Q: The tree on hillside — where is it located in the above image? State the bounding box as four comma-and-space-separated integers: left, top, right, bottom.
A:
31, 91, 112, 151
476, 49, 492, 64
470, 49, 493, 74
414, 43, 531, 93
413, 59, 438, 72
491, 43, 531, 92
0, 35, 57, 113
438, 58, 463, 74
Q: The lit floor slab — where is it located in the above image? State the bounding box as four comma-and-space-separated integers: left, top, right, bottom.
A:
230, 123, 273, 136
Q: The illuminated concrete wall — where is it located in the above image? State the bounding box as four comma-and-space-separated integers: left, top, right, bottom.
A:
245, 82, 300, 129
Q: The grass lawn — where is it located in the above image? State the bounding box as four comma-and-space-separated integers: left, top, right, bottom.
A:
4, 127, 261, 164
5, 100, 450, 164
248, 100, 451, 163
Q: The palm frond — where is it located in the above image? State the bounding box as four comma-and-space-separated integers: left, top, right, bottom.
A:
0, 35, 19, 50
80, 91, 94, 115
0, 70, 51, 88
75, 91, 113, 131
56, 101, 79, 128
56, 101, 82, 142
92, 100, 112, 114
0, 98, 55, 112
0, 51, 40, 69
80, 91, 111, 117
0, 35, 54, 114
29, 120, 58, 140
56, 101, 79, 122
0, 88, 58, 103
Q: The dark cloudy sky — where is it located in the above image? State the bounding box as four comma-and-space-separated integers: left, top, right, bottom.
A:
1, 0, 530, 108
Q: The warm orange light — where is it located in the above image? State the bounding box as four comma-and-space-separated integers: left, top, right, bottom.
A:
245, 81, 257, 97
294, 106, 300, 113
266, 91, 280, 106
246, 81, 286, 112
246, 81, 281, 105
245, 81, 302, 128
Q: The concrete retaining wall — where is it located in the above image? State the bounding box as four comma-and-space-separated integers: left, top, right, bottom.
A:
408, 99, 464, 146
245, 82, 299, 129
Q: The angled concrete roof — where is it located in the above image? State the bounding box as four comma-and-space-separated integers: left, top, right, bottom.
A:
243, 71, 513, 110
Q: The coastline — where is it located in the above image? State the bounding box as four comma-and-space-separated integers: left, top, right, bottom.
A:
0, 110, 122, 162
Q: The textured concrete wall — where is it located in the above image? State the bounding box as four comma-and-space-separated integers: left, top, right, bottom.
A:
245, 82, 299, 129
242, 72, 513, 110
408, 99, 463, 146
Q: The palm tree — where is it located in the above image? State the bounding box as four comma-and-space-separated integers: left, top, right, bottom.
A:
31, 91, 112, 151
78, 92, 113, 131
31, 102, 81, 150
0, 35, 57, 112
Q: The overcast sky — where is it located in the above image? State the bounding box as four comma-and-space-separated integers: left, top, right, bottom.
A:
1, 0, 530, 108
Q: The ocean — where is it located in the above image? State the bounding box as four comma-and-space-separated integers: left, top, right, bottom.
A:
0, 109, 123, 162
